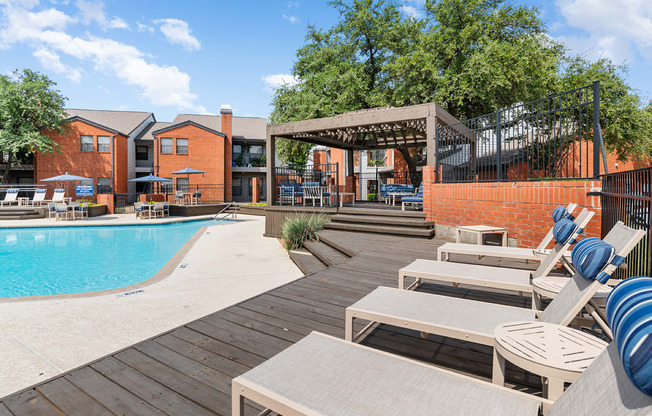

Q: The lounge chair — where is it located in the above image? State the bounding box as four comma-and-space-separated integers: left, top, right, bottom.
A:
398, 209, 595, 296
401, 183, 423, 210
438, 203, 577, 263
29, 189, 48, 206
345, 222, 644, 352
0, 188, 19, 207
51, 188, 66, 203
233, 287, 652, 416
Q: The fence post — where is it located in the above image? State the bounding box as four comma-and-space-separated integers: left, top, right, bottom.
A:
496, 110, 502, 181
435, 124, 440, 183
335, 162, 340, 208
593, 81, 607, 177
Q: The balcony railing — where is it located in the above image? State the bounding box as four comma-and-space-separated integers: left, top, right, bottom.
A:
136, 159, 154, 168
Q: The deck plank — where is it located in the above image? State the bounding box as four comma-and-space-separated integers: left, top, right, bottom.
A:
0, 231, 552, 415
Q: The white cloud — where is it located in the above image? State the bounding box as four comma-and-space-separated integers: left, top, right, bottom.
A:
400, 5, 422, 18
556, 0, 652, 61
287, 1, 300, 8
0, 2, 206, 112
137, 22, 154, 33
33, 48, 81, 82
282, 14, 299, 23
154, 18, 200, 51
76, 0, 129, 30
262, 73, 299, 92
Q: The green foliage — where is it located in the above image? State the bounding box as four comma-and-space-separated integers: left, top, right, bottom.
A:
557, 56, 652, 161
275, 138, 313, 166
269, 0, 651, 166
281, 212, 330, 250
367, 192, 378, 201
0, 69, 68, 183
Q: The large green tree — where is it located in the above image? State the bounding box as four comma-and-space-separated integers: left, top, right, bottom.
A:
0, 69, 68, 183
271, 0, 652, 174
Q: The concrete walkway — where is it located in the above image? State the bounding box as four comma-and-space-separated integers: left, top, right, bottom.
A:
0, 215, 303, 398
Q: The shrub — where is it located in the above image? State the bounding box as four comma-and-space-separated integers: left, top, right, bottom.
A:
367, 193, 378, 201
281, 212, 330, 250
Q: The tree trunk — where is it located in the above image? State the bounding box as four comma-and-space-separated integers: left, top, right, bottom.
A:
396, 147, 422, 187
2, 151, 12, 184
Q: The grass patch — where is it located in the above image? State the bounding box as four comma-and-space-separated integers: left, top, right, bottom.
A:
281, 212, 330, 250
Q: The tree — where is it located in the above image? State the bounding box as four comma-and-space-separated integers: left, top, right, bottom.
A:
270, 0, 564, 184
0, 69, 68, 183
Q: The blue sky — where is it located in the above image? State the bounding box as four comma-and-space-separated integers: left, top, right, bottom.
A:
0, 0, 650, 122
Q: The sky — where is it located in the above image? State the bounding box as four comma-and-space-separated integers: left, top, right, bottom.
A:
0, 0, 650, 123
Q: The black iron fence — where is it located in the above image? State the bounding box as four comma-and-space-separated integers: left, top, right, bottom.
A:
272, 163, 339, 206
435, 82, 606, 183
600, 167, 651, 279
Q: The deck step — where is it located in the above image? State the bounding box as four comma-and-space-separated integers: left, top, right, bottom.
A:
303, 240, 349, 266
331, 214, 433, 229
324, 222, 435, 238
337, 207, 425, 219
289, 249, 328, 275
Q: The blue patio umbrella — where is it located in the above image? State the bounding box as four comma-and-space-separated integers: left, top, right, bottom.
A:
129, 175, 172, 194
41, 172, 91, 196
170, 166, 205, 192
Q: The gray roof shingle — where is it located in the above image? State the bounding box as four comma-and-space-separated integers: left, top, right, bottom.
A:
133, 122, 173, 141
172, 114, 266, 140
66, 109, 154, 136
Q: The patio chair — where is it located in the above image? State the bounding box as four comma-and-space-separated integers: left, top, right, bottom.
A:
438, 203, 578, 263
175, 191, 185, 205
29, 188, 48, 206
191, 191, 201, 205
303, 182, 325, 207
152, 201, 165, 218
398, 209, 595, 297
0, 188, 19, 207
401, 183, 423, 210
233, 285, 652, 416
68, 201, 80, 220
47, 203, 56, 220
345, 221, 644, 352
75, 202, 89, 219
54, 203, 70, 221
278, 182, 303, 205
163, 201, 170, 216
52, 188, 66, 203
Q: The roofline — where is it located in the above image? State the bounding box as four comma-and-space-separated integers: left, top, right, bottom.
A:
127, 113, 156, 136
66, 116, 123, 135
152, 120, 226, 137
174, 113, 267, 120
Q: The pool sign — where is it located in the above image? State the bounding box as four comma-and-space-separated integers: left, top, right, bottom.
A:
76, 184, 94, 196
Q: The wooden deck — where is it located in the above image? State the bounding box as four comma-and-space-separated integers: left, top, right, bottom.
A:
0, 230, 547, 415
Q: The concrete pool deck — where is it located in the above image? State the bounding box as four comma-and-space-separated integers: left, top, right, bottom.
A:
0, 214, 303, 398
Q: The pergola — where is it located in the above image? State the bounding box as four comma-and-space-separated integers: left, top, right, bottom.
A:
265, 102, 459, 204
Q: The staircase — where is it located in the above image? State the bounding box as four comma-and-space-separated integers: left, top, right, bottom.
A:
289, 237, 351, 275
0, 207, 45, 220
324, 207, 435, 238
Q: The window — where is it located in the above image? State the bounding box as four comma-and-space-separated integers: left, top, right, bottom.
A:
97, 178, 111, 194
81, 135, 93, 152
367, 149, 386, 167
136, 146, 149, 160
232, 178, 242, 196
250, 145, 263, 158
160, 138, 173, 154
233, 144, 242, 166
176, 138, 188, 154
97, 136, 110, 152
176, 177, 189, 192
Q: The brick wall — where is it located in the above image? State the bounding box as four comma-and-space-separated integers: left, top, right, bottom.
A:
37, 120, 129, 195
221, 109, 233, 201
423, 166, 602, 248
155, 124, 226, 201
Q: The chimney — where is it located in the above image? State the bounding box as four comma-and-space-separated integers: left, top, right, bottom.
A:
221, 104, 233, 201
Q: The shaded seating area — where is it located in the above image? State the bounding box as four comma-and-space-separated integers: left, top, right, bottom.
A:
402, 182, 424, 210
134, 201, 170, 219
380, 183, 414, 205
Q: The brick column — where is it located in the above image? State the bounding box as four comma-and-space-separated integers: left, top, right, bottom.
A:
97, 194, 115, 214
252, 177, 261, 203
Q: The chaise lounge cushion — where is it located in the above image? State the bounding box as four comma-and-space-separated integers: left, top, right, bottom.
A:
553, 205, 576, 222
606, 276, 652, 396
552, 218, 579, 245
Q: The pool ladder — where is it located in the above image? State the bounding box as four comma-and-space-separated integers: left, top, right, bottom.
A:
215, 203, 238, 220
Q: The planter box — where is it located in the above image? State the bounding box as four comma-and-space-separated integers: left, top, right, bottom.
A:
169, 203, 229, 217
88, 205, 107, 217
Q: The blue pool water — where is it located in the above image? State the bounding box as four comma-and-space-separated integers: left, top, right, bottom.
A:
0, 219, 229, 298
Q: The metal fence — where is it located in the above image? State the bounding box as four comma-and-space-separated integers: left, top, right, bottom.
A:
600, 167, 651, 279
435, 82, 606, 183
272, 163, 339, 206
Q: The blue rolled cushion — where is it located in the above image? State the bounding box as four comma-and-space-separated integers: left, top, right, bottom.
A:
552, 205, 575, 222
606, 277, 652, 396
571, 237, 624, 283
552, 218, 579, 245
606, 276, 652, 334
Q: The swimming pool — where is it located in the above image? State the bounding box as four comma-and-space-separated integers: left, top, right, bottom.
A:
0, 219, 230, 298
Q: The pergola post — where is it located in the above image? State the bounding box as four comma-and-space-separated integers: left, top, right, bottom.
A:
266, 132, 275, 204
426, 115, 437, 167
